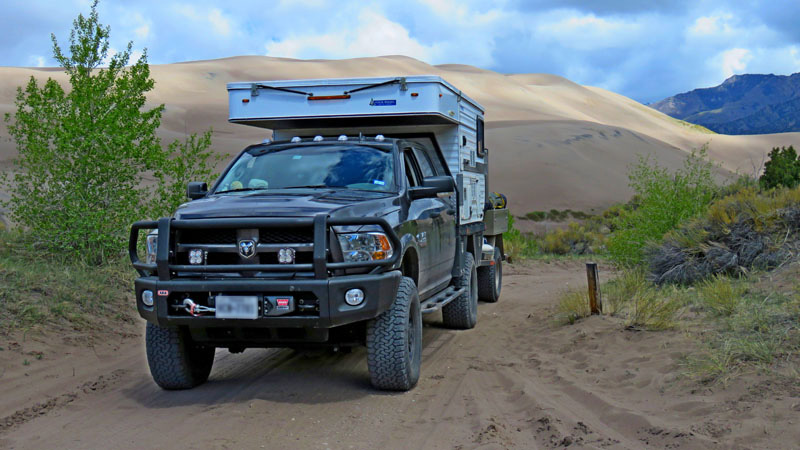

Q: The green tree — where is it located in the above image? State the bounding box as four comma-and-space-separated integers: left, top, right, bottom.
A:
153, 130, 221, 216
759, 145, 800, 190
607, 146, 717, 266
2, 1, 217, 263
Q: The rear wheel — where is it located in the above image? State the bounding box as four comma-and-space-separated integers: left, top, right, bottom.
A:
145, 323, 215, 390
442, 252, 478, 329
366, 277, 422, 391
478, 247, 502, 303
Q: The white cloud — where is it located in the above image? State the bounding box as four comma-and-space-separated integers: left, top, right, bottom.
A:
175, 5, 233, 38
689, 13, 733, 36
536, 13, 643, 50
266, 10, 438, 61
208, 9, 231, 37
720, 48, 752, 78
134, 24, 150, 39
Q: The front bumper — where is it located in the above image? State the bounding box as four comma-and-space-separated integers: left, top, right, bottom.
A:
135, 271, 402, 329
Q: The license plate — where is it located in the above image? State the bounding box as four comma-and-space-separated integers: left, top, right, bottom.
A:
215, 295, 259, 319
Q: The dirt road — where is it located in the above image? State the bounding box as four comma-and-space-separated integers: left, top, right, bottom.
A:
1, 261, 797, 449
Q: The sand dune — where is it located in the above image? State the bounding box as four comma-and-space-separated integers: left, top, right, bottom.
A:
1, 55, 799, 213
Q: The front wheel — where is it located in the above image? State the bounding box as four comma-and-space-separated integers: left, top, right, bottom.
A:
366, 276, 422, 391
145, 323, 215, 390
442, 252, 478, 329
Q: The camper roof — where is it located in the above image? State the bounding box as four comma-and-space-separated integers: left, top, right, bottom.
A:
226, 75, 482, 111
227, 76, 484, 130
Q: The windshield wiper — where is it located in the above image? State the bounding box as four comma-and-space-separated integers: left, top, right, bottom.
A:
214, 187, 269, 195
281, 184, 348, 189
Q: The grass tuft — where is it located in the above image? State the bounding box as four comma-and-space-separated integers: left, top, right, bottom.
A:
555, 289, 591, 325
696, 275, 746, 316
0, 230, 136, 334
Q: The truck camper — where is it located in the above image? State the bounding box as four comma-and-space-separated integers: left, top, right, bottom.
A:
130, 76, 508, 391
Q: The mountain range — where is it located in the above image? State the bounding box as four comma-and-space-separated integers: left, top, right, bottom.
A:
651, 73, 800, 135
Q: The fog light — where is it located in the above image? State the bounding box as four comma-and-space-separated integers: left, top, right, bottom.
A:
142, 290, 154, 307
345, 288, 365, 306
189, 249, 204, 265
278, 248, 296, 264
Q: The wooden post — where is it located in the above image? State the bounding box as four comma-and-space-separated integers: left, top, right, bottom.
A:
586, 262, 602, 315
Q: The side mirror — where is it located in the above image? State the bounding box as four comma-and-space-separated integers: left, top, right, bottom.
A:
187, 182, 208, 200
409, 176, 455, 200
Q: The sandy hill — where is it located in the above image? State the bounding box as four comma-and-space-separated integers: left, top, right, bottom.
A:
2, 55, 799, 214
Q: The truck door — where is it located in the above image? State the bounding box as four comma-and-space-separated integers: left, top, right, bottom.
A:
411, 145, 456, 288
403, 147, 437, 294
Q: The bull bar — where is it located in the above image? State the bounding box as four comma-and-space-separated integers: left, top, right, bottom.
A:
129, 214, 402, 280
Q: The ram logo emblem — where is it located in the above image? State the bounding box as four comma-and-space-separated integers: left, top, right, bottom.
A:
238, 239, 256, 258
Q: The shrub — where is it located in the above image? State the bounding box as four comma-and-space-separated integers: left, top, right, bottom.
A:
760, 145, 800, 190
649, 185, 800, 285
602, 269, 649, 316
555, 289, 591, 325
540, 222, 600, 255
697, 275, 746, 316
607, 146, 717, 266
524, 211, 547, 221
685, 290, 800, 384
502, 214, 538, 261
1, 1, 215, 263
625, 287, 683, 330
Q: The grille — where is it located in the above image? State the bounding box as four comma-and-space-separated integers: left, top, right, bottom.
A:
259, 228, 313, 244
177, 227, 313, 245
178, 229, 237, 245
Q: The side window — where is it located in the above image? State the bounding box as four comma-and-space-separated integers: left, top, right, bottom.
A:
476, 117, 485, 157
403, 150, 421, 188
412, 147, 436, 178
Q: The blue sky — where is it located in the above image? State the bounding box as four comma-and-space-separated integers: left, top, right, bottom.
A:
2, 0, 800, 103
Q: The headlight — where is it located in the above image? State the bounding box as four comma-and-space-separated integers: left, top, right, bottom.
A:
145, 231, 158, 264
337, 232, 393, 262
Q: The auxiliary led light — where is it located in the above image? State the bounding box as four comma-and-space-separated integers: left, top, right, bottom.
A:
345, 289, 365, 306
278, 248, 296, 264
188, 249, 204, 265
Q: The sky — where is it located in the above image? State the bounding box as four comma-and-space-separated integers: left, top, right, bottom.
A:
2, 0, 800, 103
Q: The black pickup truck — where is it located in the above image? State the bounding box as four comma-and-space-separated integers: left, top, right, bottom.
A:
130, 136, 501, 391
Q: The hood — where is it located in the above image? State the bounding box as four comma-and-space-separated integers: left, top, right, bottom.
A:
174, 190, 399, 220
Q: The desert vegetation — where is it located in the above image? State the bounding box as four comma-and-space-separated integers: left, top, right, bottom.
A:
0, 2, 217, 333
535, 146, 800, 385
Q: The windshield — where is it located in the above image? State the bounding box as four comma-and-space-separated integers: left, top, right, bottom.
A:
214, 145, 396, 194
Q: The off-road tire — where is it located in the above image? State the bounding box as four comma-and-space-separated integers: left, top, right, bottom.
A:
366, 276, 422, 391
478, 247, 502, 303
442, 252, 478, 329
145, 323, 215, 390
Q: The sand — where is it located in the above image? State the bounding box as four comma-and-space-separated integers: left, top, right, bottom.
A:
1, 260, 797, 449
2, 55, 799, 213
